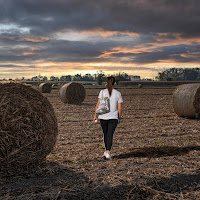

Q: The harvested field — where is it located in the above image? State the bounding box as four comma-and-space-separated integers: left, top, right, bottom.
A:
1, 86, 200, 199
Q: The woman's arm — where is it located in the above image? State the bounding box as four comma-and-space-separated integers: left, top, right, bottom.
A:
94, 98, 101, 123
118, 102, 122, 122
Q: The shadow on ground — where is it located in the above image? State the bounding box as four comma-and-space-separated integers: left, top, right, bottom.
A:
1, 159, 200, 199
0, 161, 143, 200
0, 161, 164, 200
147, 169, 200, 199
0, 161, 88, 200
113, 145, 200, 159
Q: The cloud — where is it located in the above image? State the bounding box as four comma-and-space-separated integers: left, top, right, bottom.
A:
0, 0, 200, 78
1, 0, 200, 36
1, 34, 200, 66
110, 43, 200, 64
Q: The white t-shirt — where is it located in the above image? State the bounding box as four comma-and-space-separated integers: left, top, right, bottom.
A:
98, 89, 123, 120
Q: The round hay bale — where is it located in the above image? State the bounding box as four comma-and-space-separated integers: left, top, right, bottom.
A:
0, 82, 58, 170
59, 82, 86, 104
38, 82, 52, 93
173, 83, 200, 118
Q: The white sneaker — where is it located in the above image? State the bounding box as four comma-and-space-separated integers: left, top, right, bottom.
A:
103, 151, 112, 160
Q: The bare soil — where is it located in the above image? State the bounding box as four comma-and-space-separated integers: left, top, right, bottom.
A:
1, 86, 200, 200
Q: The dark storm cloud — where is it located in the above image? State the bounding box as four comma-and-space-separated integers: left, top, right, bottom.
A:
0, 0, 200, 67
0, 31, 157, 63
1, 34, 200, 64
1, 0, 200, 36
0, 38, 122, 63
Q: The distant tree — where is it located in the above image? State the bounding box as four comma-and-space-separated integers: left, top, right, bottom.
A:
73, 74, 83, 81
157, 68, 200, 81
42, 76, 48, 81
95, 71, 106, 85
115, 72, 130, 84
60, 75, 72, 81
183, 69, 198, 80
37, 74, 45, 81
157, 72, 165, 81
31, 76, 40, 81
50, 76, 59, 81
82, 73, 94, 81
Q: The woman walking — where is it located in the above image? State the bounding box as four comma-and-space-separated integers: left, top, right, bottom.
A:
94, 76, 123, 160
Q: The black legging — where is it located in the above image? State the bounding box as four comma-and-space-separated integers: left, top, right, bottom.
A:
100, 119, 118, 151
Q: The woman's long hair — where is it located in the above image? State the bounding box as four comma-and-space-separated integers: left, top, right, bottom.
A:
106, 76, 116, 96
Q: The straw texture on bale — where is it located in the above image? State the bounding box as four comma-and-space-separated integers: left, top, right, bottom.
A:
59, 82, 86, 104
173, 83, 200, 118
38, 82, 52, 93
0, 82, 58, 170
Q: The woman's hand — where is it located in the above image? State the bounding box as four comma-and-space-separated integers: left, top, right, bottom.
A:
93, 116, 98, 123
118, 103, 122, 123
94, 98, 101, 123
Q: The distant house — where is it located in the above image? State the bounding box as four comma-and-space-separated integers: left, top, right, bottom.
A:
142, 78, 153, 81
129, 75, 141, 81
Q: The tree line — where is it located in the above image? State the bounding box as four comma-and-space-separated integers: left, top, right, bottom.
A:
157, 68, 200, 81
18, 71, 130, 85
58, 71, 130, 85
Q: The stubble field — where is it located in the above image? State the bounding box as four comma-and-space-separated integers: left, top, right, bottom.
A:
1, 86, 200, 200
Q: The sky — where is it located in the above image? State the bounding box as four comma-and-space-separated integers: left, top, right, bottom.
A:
0, 0, 200, 79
